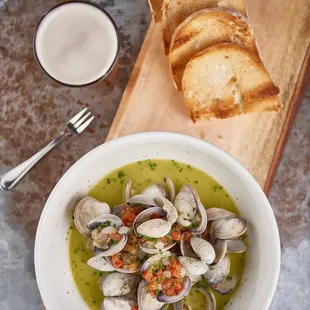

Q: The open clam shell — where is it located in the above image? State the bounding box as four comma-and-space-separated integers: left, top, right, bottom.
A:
211, 274, 238, 295
87, 255, 115, 272
227, 239, 247, 253
139, 239, 176, 255
138, 280, 167, 310
206, 208, 236, 222
99, 272, 140, 297
127, 194, 159, 208
101, 297, 138, 310
137, 218, 171, 238
212, 217, 247, 240
156, 195, 178, 224
142, 184, 168, 201
190, 237, 215, 265
87, 214, 128, 256
178, 256, 209, 275
164, 175, 175, 202
204, 255, 230, 286
105, 255, 142, 274
180, 235, 199, 259
123, 179, 133, 202
212, 239, 227, 265
74, 197, 110, 238
133, 207, 167, 236
175, 185, 197, 222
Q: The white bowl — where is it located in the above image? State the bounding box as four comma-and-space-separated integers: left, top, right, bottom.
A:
35, 132, 280, 310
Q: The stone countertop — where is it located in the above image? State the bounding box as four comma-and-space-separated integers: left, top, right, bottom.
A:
0, 0, 309, 309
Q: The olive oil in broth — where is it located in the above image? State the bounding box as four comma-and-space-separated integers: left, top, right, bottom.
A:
69, 159, 246, 309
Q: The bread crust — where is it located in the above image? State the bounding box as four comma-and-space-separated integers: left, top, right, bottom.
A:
169, 8, 257, 90
162, 0, 248, 54
182, 43, 281, 122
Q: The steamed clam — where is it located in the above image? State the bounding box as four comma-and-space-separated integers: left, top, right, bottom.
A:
74, 196, 110, 238
87, 214, 128, 256
101, 297, 138, 310
138, 280, 167, 310
174, 185, 207, 234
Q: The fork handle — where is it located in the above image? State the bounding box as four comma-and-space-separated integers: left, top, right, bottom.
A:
0, 132, 66, 191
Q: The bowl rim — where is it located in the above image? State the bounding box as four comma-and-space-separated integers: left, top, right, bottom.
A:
34, 131, 281, 309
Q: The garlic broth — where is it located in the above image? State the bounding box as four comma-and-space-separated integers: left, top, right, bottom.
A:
69, 159, 246, 309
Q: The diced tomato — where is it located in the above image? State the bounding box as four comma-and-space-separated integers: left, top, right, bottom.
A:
140, 237, 147, 244
122, 209, 137, 223
169, 256, 177, 267
129, 235, 138, 244
162, 279, 172, 289
171, 268, 181, 278
148, 282, 159, 291
183, 231, 192, 241
171, 231, 182, 241
202, 227, 209, 239
166, 288, 176, 296
131, 306, 139, 310
150, 213, 161, 219
124, 243, 137, 255
156, 269, 164, 281
109, 233, 122, 241
150, 291, 157, 298
143, 270, 154, 282
111, 255, 123, 268
160, 236, 168, 244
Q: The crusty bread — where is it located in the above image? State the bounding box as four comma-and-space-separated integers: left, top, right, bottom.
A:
162, 0, 248, 54
182, 43, 281, 122
148, 0, 164, 22
170, 8, 257, 91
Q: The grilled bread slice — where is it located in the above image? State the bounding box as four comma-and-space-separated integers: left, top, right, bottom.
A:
182, 43, 281, 122
148, 0, 164, 22
162, 0, 248, 54
170, 8, 257, 90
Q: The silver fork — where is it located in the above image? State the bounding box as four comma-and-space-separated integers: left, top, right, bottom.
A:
0, 108, 94, 191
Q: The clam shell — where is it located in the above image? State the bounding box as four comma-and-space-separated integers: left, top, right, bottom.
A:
211, 274, 238, 295
87, 214, 128, 256
190, 200, 207, 234
87, 255, 115, 272
105, 255, 142, 274
178, 256, 209, 275
188, 274, 202, 286
133, 207, 166, 236
156, 196, 178, 224
142, 184, 168, 201
127, 194, 159, 208
177, 216, 192, 227
227, 239, 247, 253
190, 237, 215, 265
123, 179, 132, 202
111, 204, 124, 217
137, 218, 171, 238
99, 273, 140, 297
74, 197, 110, 237
164, 175, 175, 202
212, 239, 227, 265
180, 236, 199, 259
138, 280, 166, 310
194, 286, 216, 310
101, 297, 138, 310
206, 208, 236, 221
174, 185, 197, 221
204, 255, 230, 286
212, 217, 247, 240
157, 276, 191, 303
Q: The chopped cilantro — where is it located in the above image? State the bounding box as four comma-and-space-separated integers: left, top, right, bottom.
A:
117, 170, 126, 179
226, 275, 233, 281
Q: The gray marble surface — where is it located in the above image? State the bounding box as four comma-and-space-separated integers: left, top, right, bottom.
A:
0, 0, 309, 309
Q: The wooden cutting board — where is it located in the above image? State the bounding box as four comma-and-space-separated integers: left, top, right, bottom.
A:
106, 0, 310, 194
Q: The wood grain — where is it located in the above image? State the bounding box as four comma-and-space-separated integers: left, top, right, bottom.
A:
106, 0, 310, 192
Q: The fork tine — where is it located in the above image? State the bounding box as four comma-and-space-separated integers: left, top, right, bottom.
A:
74, 112, 91, 128
76, 116, 95, 134
68, 108, 88, 125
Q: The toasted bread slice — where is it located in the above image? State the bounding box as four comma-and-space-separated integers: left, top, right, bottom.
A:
162, 0, 248, 54
148, 0, 164, 22
182, 43, 281, 122
170, 8, 257, 90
